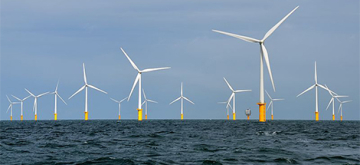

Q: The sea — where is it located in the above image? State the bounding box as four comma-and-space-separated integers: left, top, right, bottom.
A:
0, 120, 359, 164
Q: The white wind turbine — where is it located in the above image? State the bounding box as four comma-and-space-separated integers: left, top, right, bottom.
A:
223, 77, 251, 120
265, 90, 284, 120
169, 82, 194, 120
25, 89, 49, 121
297, 62, 328, 121
218, 101, 232, 120
51, 81, 67, 120
142, 89, 158, 120
324, 85, 347, 121
110, 97, 128, 120
338, 100, 352, 121
213, 6, 299, 122
11, 95, 31, 121
120, 47, 170, 121
6, 95, 20, 121
68, 63, 107, 120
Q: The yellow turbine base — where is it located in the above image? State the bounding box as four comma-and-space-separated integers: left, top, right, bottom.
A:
271, 115, 274, 120
341, 116, 343, 121
85, 112, 88, 121
54, 113, 57, 121
137, 109, 142, 121
21, 115, 23, 121
10, 116, 12, 121
181, 114, 183, 120
233, 113, 236, 120
332, 114, 335, 121
145, 115, 147, 120
258, 103, 266, 122
35, 114, 37, 121
118, 115, 121, 120
315, 112, 319, 121
247, 116, 250, 120
227, 115, 229, 120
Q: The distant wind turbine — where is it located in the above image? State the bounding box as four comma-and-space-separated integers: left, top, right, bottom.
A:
142, 89, 158, 120
213, 6, 299, 122
6, 95, 19, 121
169, 83, 194, 120
223, 77, 251, 120
11, 95, 31, 121
324, 85, 347, 121
338, 100, 352, 121
110, 97, 127, 120
68, 63, 107, 120
265, 90, 284, 120
218, 101, 232, 120
25, 89, 49, 121
120, 47, 170, 121
297, 62, 328, 121
51, 81, 67, 120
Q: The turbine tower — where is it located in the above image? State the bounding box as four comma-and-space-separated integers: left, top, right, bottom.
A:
120, 47, 170, 121
51, 81, 67, 120
142, 89, 158, 120
169, 82, 194, 120
338, 100, 351, 121
110, 97, 127, 120
11, 95, 31, 121
213, 6, 299, 122
324, 85, 347, 121
223, 77, 251, 120
25, 89, 49, 121
265, 90, 284, 120
68, 63, 107, 120
6, 95, 19, 121
297, 62, 328, 121
218, 101, 232, 120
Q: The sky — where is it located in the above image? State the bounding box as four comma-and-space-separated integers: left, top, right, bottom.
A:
1, 0, 359, 121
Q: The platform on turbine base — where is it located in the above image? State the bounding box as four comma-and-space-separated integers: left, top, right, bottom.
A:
341, 116, 343, 121
118, 115, 121, 120
232, 113, 236, 120
271, 115, 274, 120
332, 115, 335, 121
10, 116, 12, 121
54, 113, 57, 120
227, 115, 229, 120
258, 102, 266, 122
137, 109, 142, 121
145, 115, 148, 120
21, 115, 23, 121
315, 112, 319, 121
181, 114, 183, 120
85, 112, 88, 120
35, 114, 37, 121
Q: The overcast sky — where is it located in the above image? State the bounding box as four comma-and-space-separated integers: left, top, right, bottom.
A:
1, 0, 359, 120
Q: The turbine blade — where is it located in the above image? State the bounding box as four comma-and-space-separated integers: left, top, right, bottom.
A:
128, 73, 140, 101
169, 97, 181, 105
148, 100, 158, 103
297, 84, 315, 97
314, 62, 317, 84
223, 77, 234, 91
110, 98, 119, 103
273, 99, 284, 101
334, 95, 348, 98
142, 89, 147, 100
141, 67, 171, 73
234, 89, 251, 93
338, 104, 342, 113
7, 104, 11, 113
181, 82, 183, 96
23, 95, 32, 101
11, 95, 21, 101
218, 102, 227, 104
83, 63, 88, 84
25, 88, 35, 97
342, 100, 352, 104
38, 92, 49, 97
326, 98, 333, 110
183, 96, 195, 104
57, 93, 67, 105
120, 97, 128, 103
88, 85, 107, 94
265, 90, 272, 100
266, 101, 273, 112
318, 84, 330, 92
6, 95, 11, 103
120, 47, 140, 72
142, 100, 146, 106
56, 80, 59, 91
262, 6, 299, 41
69, 85, 85, 99
212, 30, 260, 43
261, 44, 275, 92
227, 93, 235, 106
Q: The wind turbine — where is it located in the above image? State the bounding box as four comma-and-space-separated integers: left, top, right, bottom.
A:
223, 77, 251, 120
120, 47, 170, 121
68, 63, 107, 120
218, 101, 232, 120
6, 95, 20, 121
338, 100, 352, 121
11, 95, 31, 121
110, 97, 128, 120
265, 90, 284, 120
324, 85, 347, 121
142, 89, 158, 120
169, 82, 194, 120
25, 89, 49, 121
297, 62, 328, 121
51, 81, 67, 120
213, 6, 299, 122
